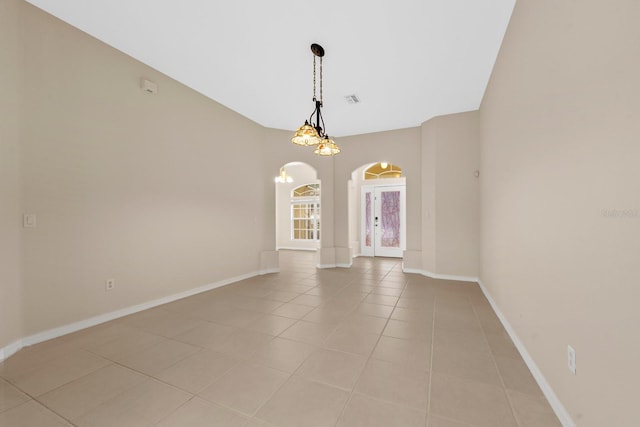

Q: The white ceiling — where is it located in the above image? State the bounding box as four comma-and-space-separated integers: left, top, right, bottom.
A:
26, 0, 516, 137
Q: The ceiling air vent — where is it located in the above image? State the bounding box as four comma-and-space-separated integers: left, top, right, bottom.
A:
344, 94, 360, 104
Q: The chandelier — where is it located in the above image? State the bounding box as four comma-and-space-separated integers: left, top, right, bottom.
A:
291, 44, 340, 156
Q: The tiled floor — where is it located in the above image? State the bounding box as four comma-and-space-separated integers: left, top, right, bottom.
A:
0, 251, 562, 426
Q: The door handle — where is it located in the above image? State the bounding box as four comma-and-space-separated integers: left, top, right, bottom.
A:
374, 216, 379, 227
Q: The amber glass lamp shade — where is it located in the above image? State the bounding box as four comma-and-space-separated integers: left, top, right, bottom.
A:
314, 136, 341, 156
291, 121, 321, 146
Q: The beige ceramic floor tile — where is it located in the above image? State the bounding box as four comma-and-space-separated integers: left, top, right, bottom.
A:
428, 414, 473, 426
302, 306, 351, 326
494, 356, 544, 396
432, 345, 502, 386
433, 326, 491, 354
383, 319, 432, 342
0, 400, 71, 426
215, 308, 266, 329
154, 349, 241, 394
296, 348, 366, 390
391, 306, 434, 323
171, 322, 236, 348
364, 294, 399, 306
120, 308, 202, 338
336, 393, 426, 427
271, 303, 316, 319
249, 337, 315, 373
355, 358, 429, 410
116, 338, 200, 375
62, 323, 130, 352
353, 302, 394, 318
0, 378, 30, 413
264, 291, 299, 303
198, 362, 289, 416
245, 314, 297, 336
372, 336, 431, 372
337, 314, 388, 335
85, 326, 165, 360
38, 364, 146, 420
371, 286, 403, 297
280, 320, 337, 347
256, 376, 349, 427
73, 378, 192, 427
429, 372, 518, 427
435, 308, 482, 331
289, 294, 327, 307
484, 331, 522, 360
324, 328, 380, 357
206, 329, 274, 358
12, 350, 110, 396
0, 340, 76, 381
244, 418, 276, 427
396, 296, 435, 310
155, 397, 248, 427
507, 389, 562, 427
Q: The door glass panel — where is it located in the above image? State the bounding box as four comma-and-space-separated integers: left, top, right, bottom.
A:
365, 192, 372, 247
380, 191, 400, 248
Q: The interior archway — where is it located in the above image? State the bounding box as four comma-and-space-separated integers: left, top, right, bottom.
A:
274, 162, 320, 251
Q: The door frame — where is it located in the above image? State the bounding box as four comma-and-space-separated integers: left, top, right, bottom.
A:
360, 184, 406, 258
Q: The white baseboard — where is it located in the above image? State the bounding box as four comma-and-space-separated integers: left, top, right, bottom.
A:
403, 267, 478, 283
259, 268, 280, 275
477, 280, 575, 427
336, 263, 352, 268
0, 339, 23, 362
317, 263, 337, 269
0, 271, 260, 363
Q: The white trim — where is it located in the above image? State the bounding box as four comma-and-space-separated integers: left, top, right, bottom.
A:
317, 263, 337, 269
0, 271, 260, 362
478, 280, 576, 427
336, 263, 352, 268
0, 339, 23, 362
402, 267, 479, 283
259, 268, 280, 275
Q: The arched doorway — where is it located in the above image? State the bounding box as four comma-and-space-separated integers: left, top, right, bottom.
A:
274, 162, 320, 251
349, 162, 406, 258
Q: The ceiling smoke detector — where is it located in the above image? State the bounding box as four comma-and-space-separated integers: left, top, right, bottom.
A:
344, 94, 360, 104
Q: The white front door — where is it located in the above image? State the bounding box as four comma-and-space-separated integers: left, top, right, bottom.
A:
361, 185, 406, 258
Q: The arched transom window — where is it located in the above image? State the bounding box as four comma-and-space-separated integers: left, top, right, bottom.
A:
364, 162, 402, 180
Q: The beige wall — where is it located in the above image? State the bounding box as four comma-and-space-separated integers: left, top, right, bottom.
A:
0, 0, 24, 351
17, 1, 266, 337
421, 112, 480, 278
480, 1, 640, 425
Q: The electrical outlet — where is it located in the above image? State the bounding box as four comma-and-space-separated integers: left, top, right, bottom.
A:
105, 279, 115, 291
568, 345, 576, 374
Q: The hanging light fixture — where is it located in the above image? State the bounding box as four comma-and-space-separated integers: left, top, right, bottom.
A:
291, 43, 340, 156
274, 167, 293, 183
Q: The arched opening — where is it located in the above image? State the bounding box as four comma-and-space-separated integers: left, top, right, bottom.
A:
275, 162, 320, 251
348, 162, 406, 258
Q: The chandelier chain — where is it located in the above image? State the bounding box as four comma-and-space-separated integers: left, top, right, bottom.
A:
319, 56, 323, 103
313, 55, 316, 100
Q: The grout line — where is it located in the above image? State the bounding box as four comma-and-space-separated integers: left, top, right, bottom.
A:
471, 298, 523, 427
333, 262, 412, 426
425, 293, 437, 427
